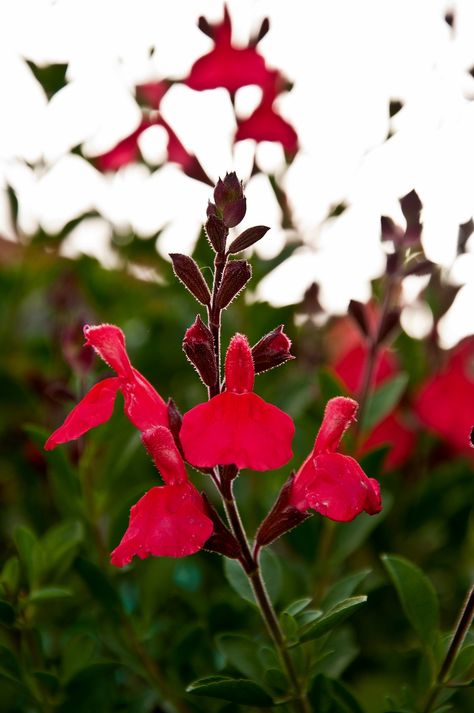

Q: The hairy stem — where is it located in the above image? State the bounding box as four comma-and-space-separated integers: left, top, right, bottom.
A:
423, 584, 474, 713
220, 477, 311, 713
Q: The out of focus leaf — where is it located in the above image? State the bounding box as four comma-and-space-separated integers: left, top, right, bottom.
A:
62, 634, 98, 683
309, 674, 365, 712
39, 520, 84, 581
0, 646, 21, 683
13, 526, 37, 586
381, 554, 439, 649
216, 633, 265, 682
186, 675, 274, 705
224, 548, 282, 605
321, 569, 371, 611
27, 587, 72, 603
363, 374, 408, 430
0, 600, 15, 626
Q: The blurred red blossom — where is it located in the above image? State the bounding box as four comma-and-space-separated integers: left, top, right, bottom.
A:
290, 397, 382, 522
185, 6, 269, 94
330, 316, 415, 471
235, 70, 299, 155
180, 333, 295, 471
415, 338, 474, 455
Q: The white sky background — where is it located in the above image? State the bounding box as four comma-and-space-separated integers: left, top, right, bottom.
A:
0, 0, 474, 347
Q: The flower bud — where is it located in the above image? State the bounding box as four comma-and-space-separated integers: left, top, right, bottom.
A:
62, 322, 95, 375
215, 260, 252, 309
252, 325, 294, 374
201, 493, 241, 558
255, 475, 311, 550
205, 214, 228, 253
377, 308, 401, 344
167, 398, 183, 451
213, 173, 247, 228
183, 316, 217, 387
228, 225, 269, 254
348, 300, 370, 338
170, 253, 211, 305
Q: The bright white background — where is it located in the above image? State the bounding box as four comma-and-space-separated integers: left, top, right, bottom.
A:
1, 0, 474, 347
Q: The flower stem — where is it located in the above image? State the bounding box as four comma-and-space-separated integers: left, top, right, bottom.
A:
221, 477, 312, 713
423, 584, 474, 713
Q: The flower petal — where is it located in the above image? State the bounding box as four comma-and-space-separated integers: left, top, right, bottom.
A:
121, 368, 169, 432
44, 377, 120, 450
314, 397, 358, 454
110, 483, 213, 566
290, 452, 382, 522
180, 391, 294, 471
83, 324, 133, 379
141, 425, 187, 485
225, 334, 254, 393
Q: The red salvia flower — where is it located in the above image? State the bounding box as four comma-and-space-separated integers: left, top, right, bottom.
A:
94, 115, 211, 184
415, 338, 474, 454
185, 6, 269, 94
290, 397, 382, 522
180, 333, 295, 471
332, 337, 414, 471
45, 324, 169, 449
235, 70, 299, 155
111, 426, 213, 565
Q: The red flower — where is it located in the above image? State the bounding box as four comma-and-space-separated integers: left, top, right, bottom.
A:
180, 333, 295, 471
415, 339, 474, 454
185, 6, 269, 94
332, 336, 414, 471
94, 115, 211, 184
290, 397, 382, 522
235, 70, 298, 155
110, 426, 213, 565
45, 324, 169, 449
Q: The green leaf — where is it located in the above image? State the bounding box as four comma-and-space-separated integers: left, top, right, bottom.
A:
381, 554, 439, 648
216, 634, 265, 682
0, 600, 15, 627
319, 368, 349, 402
283, 597, 313, 616
62, 634, 98, 683
0, 645, 21, 683
363, 374, 408, 430
309, 674, 365, 713
13, 526, 37, 586
186, 675, 274, 705
321, 569, 371, 611
0, 557, 20, 598
39, 520, 84, 581
27, 587, 72, 603
297, 596, 368, 644
449, 643, 474, 684
332, 493, 392, 564
74, 557, 121, 619
224, 548, 282, 605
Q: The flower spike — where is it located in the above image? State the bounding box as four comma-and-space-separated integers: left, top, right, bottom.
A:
290, 397, 382, 522
180, 334, 294, 471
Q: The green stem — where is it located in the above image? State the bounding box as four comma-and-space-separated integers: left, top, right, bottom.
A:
423, 585, 474, 713
221, 478, 311, 713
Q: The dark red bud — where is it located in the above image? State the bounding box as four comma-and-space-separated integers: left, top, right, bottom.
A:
348, 300, 370, 338
469, 426, 474, 448
223, 197, 247, 228
252, 325, 294, 374
205, 215, 228, 253
167, 398, 183, 452
377, 308, 401, 344
215, 260, 252, 309
198, 15, 214, 39
228, 225, 269, 254
61, 323, 95, 375
249, 16, 270, 46
182, 316, 217, 387
386, 251, 400, 275
207, 201, 218, 218
169, 253, 211, 305
255, 475, 312, 550
381, 216, 404, 245
213, 173, 247, 228
298, 282, 322, 316
201, 493, 241, 558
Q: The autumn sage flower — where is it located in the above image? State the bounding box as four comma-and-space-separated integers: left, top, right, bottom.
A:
180, 333, 295, 471
289, 397, 382, 522
45, 324, 169, 449
415, 338, 474, 454
110, 426, 213, 565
